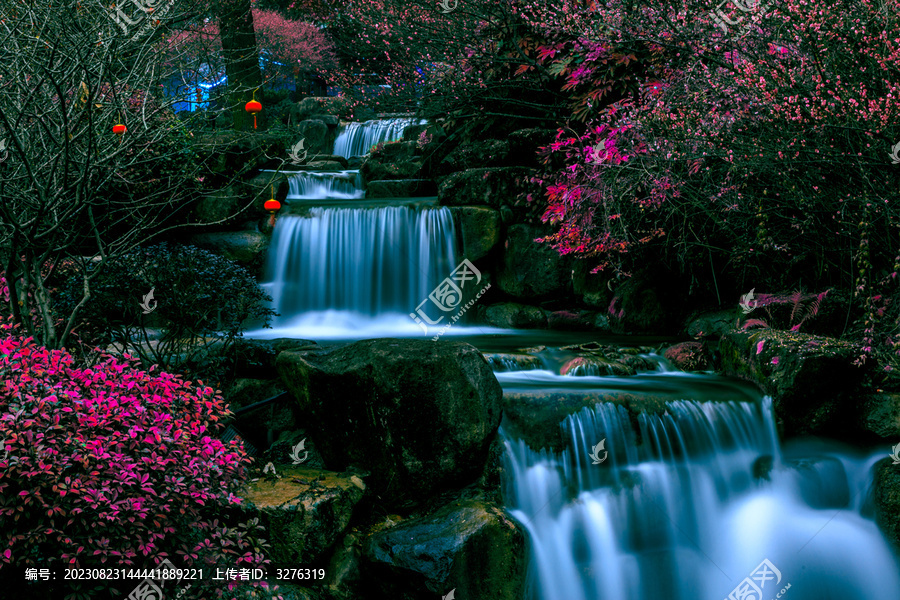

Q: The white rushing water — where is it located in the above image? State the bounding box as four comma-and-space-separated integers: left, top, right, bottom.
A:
500, 388, 900, 600
286, 170, 365, 200
332, 117, 423, 158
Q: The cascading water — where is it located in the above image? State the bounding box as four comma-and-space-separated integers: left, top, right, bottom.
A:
252, 206, 463, 338
287, 170, 364, 200
332, 117, 423, 158
499, 365, 900, 600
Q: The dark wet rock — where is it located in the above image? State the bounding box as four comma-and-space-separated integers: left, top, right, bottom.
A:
437, 167, 537, 208
483, 302, 548, 329
366, 179, 437, 198
362, 498, 526, 600
309, 114, 340, 127
276, 339, 503, 509
872, 458, 900, 549
497, 224, 571, 299
295, 119, 332, 155
664, 341, 711, 371
484, 353, 544, 372
293, 96, 349, 120
304, 160, 346, 171
783, 456, 851, 509
608, 270, 684, 335
373, 140, 418, 160
360, 155, 423, 182
572, 261, 613, 309
720, 330, 869, 437
223, 378, 293, 443
436, 139, 513, 176
548, 310, 608, 332
449, 206, 501, 262
322, 531, 365, 600
228, 337, 318, 377
860, 392, 900, 439
192, 185, 248, 225
186, 231, 268, 270
285, 154, 350, 169
685, 309, 739, 339
560, 356, 634, 377
239, 466, 366, 565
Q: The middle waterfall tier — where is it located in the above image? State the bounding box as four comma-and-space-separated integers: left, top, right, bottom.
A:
287, 170, 364, 200
263, 206, 458, 319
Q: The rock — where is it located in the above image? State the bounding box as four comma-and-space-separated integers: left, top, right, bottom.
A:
403, 122, 446, 143
448, 207, 501, 262
323, 531, 365, 600
224, 379, 293, 446
719, 330, 869, 437
483, 353, 544, 372
366, 179, 437, 198
362, 498, 526, 600
483, 302, 548, 329
360, 155, 423, 182
860, 392, 900, 439
227, 337, 319, 377
571, 261, 613, 309
304, 160, 346, 171
686, 309, 739, 339
295, 120, 332, 155
285, 154, 350, 169
437, 167, 537, 208
872, 458, 900, 548
309, 114, 340, 127
664, 341, 710, 371
607, 270, 683, 334
293, 96, 349, 121
186, 231, 269, 271
547, 310, 606, 332
242, 172, 289, 208
275, 339, 503, 509
783, 456, 851, 509
192, 186, 248, 225
497, 225, 571, 299
239, 466, 366, 565
559, 356, 635, 377
437, 139, 512, 175
373, 140, 417, 160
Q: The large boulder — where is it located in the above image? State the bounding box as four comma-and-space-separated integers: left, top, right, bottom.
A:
483, 302, 547, 329
664, 341, 711, 372
872, 458, 900, 549
366, 179, 437, 198
436, 139, 513, 176
191, 185, 249, 225
719, 329, 869, 437
186, 231, 269, 272
686, 309, 739, 339
223, 378, 293, 446
293, 119, 331, 155
227, 337, 318, 378
859, 392, 900, 439
449, 206, 501, 262
607, 270, 684, 334
239, 466, 366, 565
362, 497, 527, 600
293, 96, 350, 121
571, 261, 612, 309
438, 167, 537, 208
496, 225, 571, 299
275, 339, 503, 509
360, 155, 424, 182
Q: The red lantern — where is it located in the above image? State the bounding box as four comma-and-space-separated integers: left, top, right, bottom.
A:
264, 199, 281, 213
245, 99, 262, 129
112, 123, 127, 135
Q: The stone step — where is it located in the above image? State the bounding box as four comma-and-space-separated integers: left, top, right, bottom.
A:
366, 179, 437, 198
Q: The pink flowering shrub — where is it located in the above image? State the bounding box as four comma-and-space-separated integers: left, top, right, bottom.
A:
0, 326, 281, 599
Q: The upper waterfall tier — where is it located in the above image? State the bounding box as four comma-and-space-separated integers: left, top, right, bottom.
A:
332, 117, 423, 158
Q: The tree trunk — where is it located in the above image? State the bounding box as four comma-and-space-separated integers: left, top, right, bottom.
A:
218, 0, 263, 131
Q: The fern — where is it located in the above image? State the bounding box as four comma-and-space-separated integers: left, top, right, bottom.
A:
741, 318, 770, 330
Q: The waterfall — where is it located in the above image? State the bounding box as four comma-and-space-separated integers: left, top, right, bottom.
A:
502, 397, 900, 600
332, 117, 422, 158
286, 170, 364, 200
262, 206, 457, 320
